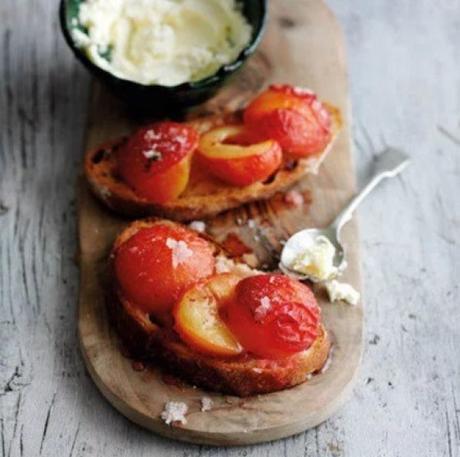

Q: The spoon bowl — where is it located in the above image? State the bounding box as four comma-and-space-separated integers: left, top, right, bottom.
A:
279, 227, 345, 281
279, 148, 410, 281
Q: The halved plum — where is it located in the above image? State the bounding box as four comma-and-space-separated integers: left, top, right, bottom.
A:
117, 122, 199, 203
225, 274, 320, 359
197, 125, 282, 186
113, 223, 215, 319
174, 274, 243, 357
244, 84, 332, 158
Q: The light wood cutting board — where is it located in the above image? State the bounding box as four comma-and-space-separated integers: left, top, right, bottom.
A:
77, 0, 363, 445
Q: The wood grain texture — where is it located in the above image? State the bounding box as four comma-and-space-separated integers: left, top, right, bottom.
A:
77, 0, 361, 445
1, 0, 459, 455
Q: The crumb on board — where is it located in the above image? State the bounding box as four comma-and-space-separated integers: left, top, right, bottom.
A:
200, 396, 213, 412
284, 189, 304, 207
241, 252, 258, 268
189, 220, 206, 233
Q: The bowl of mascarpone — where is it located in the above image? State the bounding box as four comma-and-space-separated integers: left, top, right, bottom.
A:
60, 0, 267, 112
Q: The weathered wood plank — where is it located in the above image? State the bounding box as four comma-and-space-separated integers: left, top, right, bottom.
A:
0, 0, 459, 455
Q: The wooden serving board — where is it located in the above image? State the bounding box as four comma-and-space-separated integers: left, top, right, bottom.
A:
77, 0, 363, 446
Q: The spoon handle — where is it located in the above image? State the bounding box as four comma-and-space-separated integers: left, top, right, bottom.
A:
331, 148, 411, 234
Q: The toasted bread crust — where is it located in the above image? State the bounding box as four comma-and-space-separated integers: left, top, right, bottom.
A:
109, 219, 331, 397
85, 106, 341, 221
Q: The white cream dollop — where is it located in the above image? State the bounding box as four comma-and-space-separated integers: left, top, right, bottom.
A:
325, 279, 360, 306
289, 235, 339, 282
72, 0, 252, 86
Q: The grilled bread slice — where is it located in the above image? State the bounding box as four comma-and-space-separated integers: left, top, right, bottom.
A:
109, 219, 331, 397
85, 105, 341, 221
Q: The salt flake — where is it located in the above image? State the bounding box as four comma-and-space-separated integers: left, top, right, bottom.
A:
247, 219, 256, 229
254, 296, 272, 321
143, 149, 162, 160
200, 396, 213, 412
166, 238, 193, 268
161, 401, 188, 425
144, 130, 162, 141
189, 220, 206, 233
291, 86, 315, 97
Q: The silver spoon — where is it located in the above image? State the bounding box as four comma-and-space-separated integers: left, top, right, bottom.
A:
280, 148, 411, 281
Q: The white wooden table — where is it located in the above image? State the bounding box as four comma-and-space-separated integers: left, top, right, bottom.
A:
1, 1, 459, 456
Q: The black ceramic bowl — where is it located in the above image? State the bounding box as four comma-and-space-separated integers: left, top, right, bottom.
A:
60, 0, 267, 114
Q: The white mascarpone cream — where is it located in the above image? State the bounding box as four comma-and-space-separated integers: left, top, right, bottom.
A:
71, 0, 252, 86
289, 235, 339, 282
325, 279, 360, 306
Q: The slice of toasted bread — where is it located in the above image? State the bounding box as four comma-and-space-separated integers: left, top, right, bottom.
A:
85, 105, 342, 221
109, 219, 331, 397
